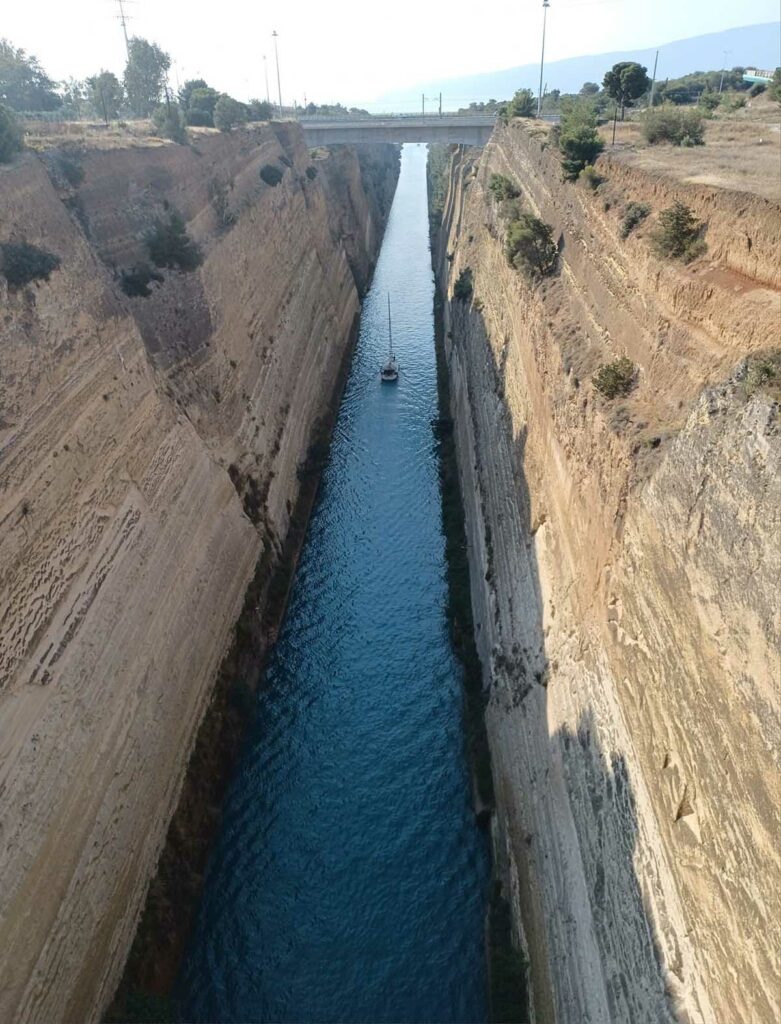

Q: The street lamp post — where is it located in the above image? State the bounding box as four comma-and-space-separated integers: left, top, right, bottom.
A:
537, 0, 551, 118
272, 30, 283, 117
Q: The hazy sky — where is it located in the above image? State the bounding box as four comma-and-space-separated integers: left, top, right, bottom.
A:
4, 0, 779, 108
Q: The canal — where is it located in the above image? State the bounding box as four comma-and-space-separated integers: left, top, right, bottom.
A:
175, 144, 489, 1023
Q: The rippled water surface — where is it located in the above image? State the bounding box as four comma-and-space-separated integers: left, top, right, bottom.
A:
176, 144, 489, 1023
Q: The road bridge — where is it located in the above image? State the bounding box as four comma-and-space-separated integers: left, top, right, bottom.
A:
299, 113, 497, 147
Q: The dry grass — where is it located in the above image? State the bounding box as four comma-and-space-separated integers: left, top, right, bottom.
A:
21, 118, 222, 152
598, 98, 781, 202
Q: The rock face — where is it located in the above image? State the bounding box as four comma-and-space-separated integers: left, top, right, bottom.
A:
0, 126, 398, 1023
434, 123, 779, 1024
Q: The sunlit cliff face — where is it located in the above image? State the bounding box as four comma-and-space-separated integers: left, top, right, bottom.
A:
434, 124, 780, 1024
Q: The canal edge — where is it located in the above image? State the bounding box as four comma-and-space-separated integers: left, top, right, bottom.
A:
428, 142, 531, 1024
103, 299, 369, 1023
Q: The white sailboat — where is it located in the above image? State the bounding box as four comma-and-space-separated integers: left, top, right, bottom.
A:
380, 294, 399, 383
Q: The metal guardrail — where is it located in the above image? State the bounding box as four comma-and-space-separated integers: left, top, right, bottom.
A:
297, 112, 498, 122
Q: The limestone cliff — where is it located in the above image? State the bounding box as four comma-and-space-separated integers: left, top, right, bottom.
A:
434, 124, 779, 1024
0, 126, 398, 1023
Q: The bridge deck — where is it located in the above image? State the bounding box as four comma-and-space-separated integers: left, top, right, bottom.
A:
299, 114, 497, 147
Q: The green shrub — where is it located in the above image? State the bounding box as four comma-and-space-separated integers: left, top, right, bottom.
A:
119, 263, 163, 297
720, 93, 747, 112
488, 173, 519, 201
620, 201, 650, 238
592, 357, 636, 398
453, 267, 473, 302
247, 98, 273, 121
185, 109, 212, 127
743, 351, 781, 399
145, 211, 202, 271
504, 214, 558, 278
501, 88, 535, 120
207, 176, 235, 228
305, 165, 318, 180
773, 69, 781, 104
558, 100, 604, 181
0, 104, 23, 163
1, 242, 60, 287
578, 164, 603, 190
213, 95, 247, 132
697, 92, 720, 112
651, 200, 706, 262
152, 103, 188, 144
641, 105, 705, 146
749, 83, 766, 98
260, 163, 284, 186
53, 150, 84, 187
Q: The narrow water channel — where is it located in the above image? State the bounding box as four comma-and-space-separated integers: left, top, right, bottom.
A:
176, 144, 489, 1024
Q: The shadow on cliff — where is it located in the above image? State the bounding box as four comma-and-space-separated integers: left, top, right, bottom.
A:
446, 295, 676, 1024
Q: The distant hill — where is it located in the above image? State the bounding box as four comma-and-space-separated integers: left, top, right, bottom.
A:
376, 23, 780, 111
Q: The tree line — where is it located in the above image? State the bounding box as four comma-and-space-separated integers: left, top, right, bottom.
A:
0, 35, 274, 144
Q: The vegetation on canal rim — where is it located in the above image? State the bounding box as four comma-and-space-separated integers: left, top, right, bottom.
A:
1, 241, 60, 287
592, 356, 637, 399
620, 201, 650, 239
145, 210, 202, 271
651, 200, 706, 262
504, 213, 558, 279
260, 162, 284, 187
453, 267, 474, 302
0, 103, 23, 163
488, 173, 519, 202
640, 105, 705, 147
558, 99, 604, 182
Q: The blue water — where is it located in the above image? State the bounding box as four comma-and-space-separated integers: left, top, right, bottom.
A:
176, 144, 489, 1024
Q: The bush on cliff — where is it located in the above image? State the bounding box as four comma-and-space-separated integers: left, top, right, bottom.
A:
558, 100, 604, 181
620, 201, 650, 238
119, 262, 163, 297
453, 267, 473, 302
0, 103, 23, 163
260, 163, 284, 187
592, 356, 636, 398
213, 95, 247, 132
651, 200, 706, 262
504, 214, 558, 278
641, 105, 704, 146
488, 173, 519, 202
500, 88, 536, 121
152, 102, 188, 144
145, 211, 202, 271
1, 241, 60, 287
578, 164, 603, 190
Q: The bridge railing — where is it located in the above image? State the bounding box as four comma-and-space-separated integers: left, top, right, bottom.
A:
297, 112, 498, 122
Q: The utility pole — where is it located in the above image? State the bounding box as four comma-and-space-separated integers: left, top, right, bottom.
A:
116, 0, 131, 61
537, 0, 550, 118
272, 30, 283, 117
439, 92, 442, 116
649, 49, 659, 107
718, 50, 730, 93
422, 93, 425, 115
263, 54, 270, 104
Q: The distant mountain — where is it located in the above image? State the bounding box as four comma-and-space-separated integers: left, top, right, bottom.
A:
375, 23, 780, 111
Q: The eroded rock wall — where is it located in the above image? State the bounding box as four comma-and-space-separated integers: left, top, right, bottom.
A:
0, 127, 398, 1023
435, 125, 779, 1024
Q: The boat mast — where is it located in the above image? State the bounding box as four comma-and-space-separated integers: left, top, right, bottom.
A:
387, 294, 393, 358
